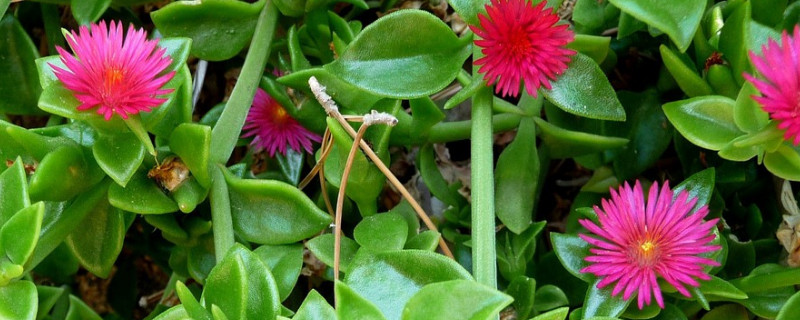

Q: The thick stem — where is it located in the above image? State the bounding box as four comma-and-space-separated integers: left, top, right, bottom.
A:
427, 113, 521, 143
470, 86, 497, 288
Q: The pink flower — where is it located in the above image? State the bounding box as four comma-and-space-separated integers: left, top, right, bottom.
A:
578, 181, 720, 309
470, 0, 576, 98
241, 88, 321, 157
744, 26, 800, 145
51, 21, 175, 120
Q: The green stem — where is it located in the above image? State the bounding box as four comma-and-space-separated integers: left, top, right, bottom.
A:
210, 1, 278, 164
427, 114, 521, 143
471, 86, 497, 288
210, 165, 234, 263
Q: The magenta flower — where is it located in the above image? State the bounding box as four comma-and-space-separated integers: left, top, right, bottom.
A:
744, 26, 800, 145
469, 0, 576, 98
579, 181, 720, 309
241, 88, 321, 157
51, 21, 175, 120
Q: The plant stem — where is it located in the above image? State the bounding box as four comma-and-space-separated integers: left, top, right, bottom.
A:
471, 86, 497, 288
209, 1, 278, 164
210, 165, 233, 263
426, 113, 521, 143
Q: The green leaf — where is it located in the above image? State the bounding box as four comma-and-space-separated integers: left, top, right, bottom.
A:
659, 45, 713, 98
0, 280, 37, 320
404, 231, 441, 252
608, 0, 704, 52
70, 0, 110, 25
701, 304, 749, 320
335, 280, 388, 320
92, 131, 146, 187
718, 1, 750, 85
506, 276, 536, 320
535, 117, 629, 159
582, 278, 631, 319
534, 285, 570, 313
495, 116, 538, 234
274, 0, 305, 17
151, 0, 265, 61
293, 289, 336, 320
701, 276, 748, 301
223, 169, 331, 244
401, 280, 513, 320
748, 21, 781, 56
734, 81, 769, 133
29, 145, 102, 202
764, 144, 800, 181
0, 202, 44, 265
609, 90, 673, 181
543, 53, 626, 121
530, 307, 570, 320
306, 233, 359, 273
152, 305, 190, 320
65, 192, 127, 278
652, 304, 687, 320
776, 290, 800, 320
175, 281, 211, 320
672, 168, 715, 213
277, 67, 382, 114
325, 10, 470, 99
550, 232, 593, 283
36, 285, 66, 319
0, 15, 42, 115
108, 169, 179, 214
417, 144, 465, 208
36, 81, 123, 132
253, 244, 304, 301
663, 96, 744, 151
202, 244, 280, 320
65, 295, 102, 320
353, 213, 408, 252
344, 250, 472, 320
447, 0, 486, 26
142, 65, 193, 138
567, 35, 611, 64
170, 123, 212, 188
0, 158, 30, 226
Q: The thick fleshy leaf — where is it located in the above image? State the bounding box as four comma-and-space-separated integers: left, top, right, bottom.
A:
65, 193, 127, 278
530, 307, 569, 320
543, 53, 625, 121
582, 278, 631, 319
506, 276, 536, 320
609, 90, 672, 180
718, 1, 750, 85
253, 244, 304, 301
224, 169, 331, 244
202, 244, 280, 320
353, 213, 408, 252
0, 202, 43, 266
536, 117, 628, 159
663, 96, 744, 151
0, 158, 30, 226
325, 10, 470, 99
659, 45, 713, 98
142, 65, 193, 138
417, 144, 466, 208
534, 285, 569, 313
28, 145, 102, 202
608, 0, 704, 52
71, 0, 110, 25
344, 250, 472, 320
734, 82, 769, 133
447, 0, 486, 26
293, 289, 336, 320
404, 231, 440, 252
306, 233, 359, 273
36, 285, 66, 319
65, 295, 102, 320
495, 116, 538, 234
701, 276, 748, 301
170, 123, 212, 188
175, 281, 211, 320
278, 67, 382, 114
108, 169, 179, 214
152, 305, 190, 320
335, 280, 387, 320
0, 15, 42, 115
568, 35, 611, 64
92, 131, 146, 187
0, 280, 37, 320
550, 232, 593, 283
401, 280, 512, 320
776, 290, 800, 320
748, 21, 781, 56
764, 145, 800, 181
701, 304, 749, 320
151, 0, 265, 61
672, 168, 715, 213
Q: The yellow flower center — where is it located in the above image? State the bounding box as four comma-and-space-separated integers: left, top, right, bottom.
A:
105, 68, 124, 87
632, 236, 660, 268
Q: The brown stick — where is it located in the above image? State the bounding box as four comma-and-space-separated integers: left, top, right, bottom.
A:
333, 124, 369, 280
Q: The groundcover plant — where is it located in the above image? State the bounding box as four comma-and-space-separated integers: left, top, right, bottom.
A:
2, 0, 800, 319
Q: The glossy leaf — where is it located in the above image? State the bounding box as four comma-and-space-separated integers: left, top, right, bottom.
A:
776, 290, 800, 320
672, 168, 715, 212
608, 0, 704, 52
344, 250, 472, 320
224, 168, 331, 244
448, 0, 486, 26
701, 304, 749, 320
278, 67, 382, 114
306, 233, 359, 273
659, 45, 713, 98
550, 232, 593, 283
0, 158, 30, 226
108, 169, 179, 214
152, 305, 190, 320
335, 280, 387, 320
202, 244, 280, 320
65, 295, 102, 320
609, 90, 672, 180
0, 280, 37, 320
718, 1, 750, 85
65, 194, 126, 278
293, 290, 336, 320
582, 278, 630, 319
543, 53, 626, 121
175, 281, 211, 320
734, 81, 769, 133
93, 131, 146, 187
404, 231, 441, 252
170, 123, 212, 188
141, 65, 193, 138
353, 213, 408, 252
151, 0, 265, 61
764, 144, 800, 181
663, 96, 743, 151
0, 202, 43, 265
71, 0, 110, 25
748, 21, 780, 56
534, 285, 570, 313
701, 276, 748, 301
401, 280, 513, 320
417, 144, 465, 208
0, 15, 42, 115
325, 10, 470, 99
535, 117, 628, 159
530, 307, 570, 320
28, 145, 101, 202
568, 35, 611, 64
506, 276, 536, 320
494, 115, 538, 234
253, 244, 304, 301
